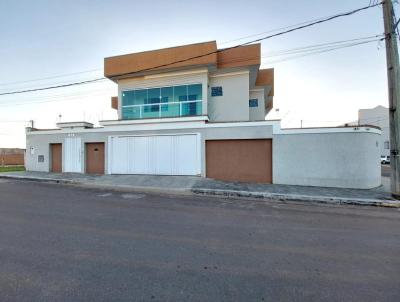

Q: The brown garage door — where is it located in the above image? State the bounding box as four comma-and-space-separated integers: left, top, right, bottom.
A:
50, 143, 62, 173
206, 139, 272, 183
86, 143, 105, 174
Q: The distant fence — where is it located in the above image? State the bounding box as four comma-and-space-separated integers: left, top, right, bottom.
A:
0, 154, 24, 166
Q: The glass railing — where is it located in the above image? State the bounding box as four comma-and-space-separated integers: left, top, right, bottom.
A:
122, 100, 202, 120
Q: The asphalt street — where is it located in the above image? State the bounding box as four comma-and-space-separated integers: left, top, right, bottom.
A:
0, 179, 399, 301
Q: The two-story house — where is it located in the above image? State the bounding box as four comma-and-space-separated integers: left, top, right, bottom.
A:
26, 41, 276, 183
25, 40, 381, 189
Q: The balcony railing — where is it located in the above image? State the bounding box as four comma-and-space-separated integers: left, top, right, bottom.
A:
122, 100, 203, 120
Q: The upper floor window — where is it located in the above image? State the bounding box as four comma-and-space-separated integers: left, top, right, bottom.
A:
211, 86, 223, 97
249, 99, 258, 108
122, 84, 202, 120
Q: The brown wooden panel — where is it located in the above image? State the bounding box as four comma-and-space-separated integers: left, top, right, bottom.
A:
0, 154, 24, 165
51, 144, 62, 173
111, 96, 118, 110
104, 41, 217, 80
217, 44, 260, 69
86, 143, 105, 174
206, 139, 272, 183
256, 68, 274, 96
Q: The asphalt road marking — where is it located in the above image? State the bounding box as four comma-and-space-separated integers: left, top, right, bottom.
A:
121, 193, 145, 199
97, 193, 113, 197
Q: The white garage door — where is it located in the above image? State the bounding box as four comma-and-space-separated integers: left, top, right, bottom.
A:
108, 134, 201, 175
64, 137, 82, 173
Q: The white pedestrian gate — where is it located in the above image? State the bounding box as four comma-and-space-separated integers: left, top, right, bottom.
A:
108, 134, 201, 175
64, 137, 82, 173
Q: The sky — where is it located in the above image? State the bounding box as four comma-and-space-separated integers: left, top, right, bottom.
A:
0, 0, 396, 148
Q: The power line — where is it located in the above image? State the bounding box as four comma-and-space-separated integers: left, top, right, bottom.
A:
263, 34, 383, 56
262, 38, 383, 64
1, 37, 381, 106
0, 1, 382, 98
0, 77, 107, 97
0, 89, 115, 107
0, 38, 382, 105
0, 68, 102, 88
219, 13, 355, 45
109, 2, 383, 80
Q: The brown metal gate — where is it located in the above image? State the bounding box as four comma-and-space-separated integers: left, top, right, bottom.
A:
206, 139, 272, 183
85, 143, 105, 174
50, 144, 62, 173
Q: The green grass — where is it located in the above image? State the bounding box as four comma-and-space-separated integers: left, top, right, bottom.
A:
0, 166, 25, 172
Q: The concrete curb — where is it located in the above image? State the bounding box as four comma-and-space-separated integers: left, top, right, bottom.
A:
72, 182, 193, 196
1, 174, 398, 208
191, 188, 400, 208
0, 174, 76, 185
0, 174, 192, 196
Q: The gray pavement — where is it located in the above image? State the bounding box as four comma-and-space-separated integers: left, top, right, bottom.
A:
0, 171, 398, 207
0, 179, 399, 301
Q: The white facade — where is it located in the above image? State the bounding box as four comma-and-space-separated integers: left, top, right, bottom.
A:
24, 42, 382, 189
116, 68, 269, 123
208, 71, 251, 122
25, 120, 382, 189
273, 127, 381, 188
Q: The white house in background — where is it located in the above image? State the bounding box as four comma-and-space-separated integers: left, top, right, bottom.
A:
358, 105, 390, 157
25, 41, 381, 189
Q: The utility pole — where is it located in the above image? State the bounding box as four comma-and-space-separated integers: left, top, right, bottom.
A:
383, 0, 400, 198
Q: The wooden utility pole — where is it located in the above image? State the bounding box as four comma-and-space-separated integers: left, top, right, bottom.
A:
383, 0, 400, 198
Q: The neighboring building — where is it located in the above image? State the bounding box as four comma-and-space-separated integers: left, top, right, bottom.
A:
0, 148, 25, 166
358, 105, 389, 157
25, 41, 381, 189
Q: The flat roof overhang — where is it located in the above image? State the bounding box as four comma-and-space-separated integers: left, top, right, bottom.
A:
104, 41, 264, 82
104, 41, 218, 82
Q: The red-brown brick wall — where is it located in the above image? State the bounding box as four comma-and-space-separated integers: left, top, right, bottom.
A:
0, 154, 24, 165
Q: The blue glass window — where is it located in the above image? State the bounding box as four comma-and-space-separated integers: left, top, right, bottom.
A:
122, 84, 202, 120
134, 89, 147, 105
161, 87, 173, 103
147, 88, 160, 104
174, 85, 187, 102
122, 90, 135, 106
211, 86, 223, 97
188, 84, 202, 101
249, 99, 258, 107
145, 88, 160, 116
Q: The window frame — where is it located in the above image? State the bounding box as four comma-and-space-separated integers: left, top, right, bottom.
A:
249, 99, 259, 108
121, 83, 203, 120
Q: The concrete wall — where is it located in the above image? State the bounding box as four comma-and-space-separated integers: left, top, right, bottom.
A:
273, 128, 381, 189
25, 121, 275, 176
26, 122, 381, 189
208, 71, 250, 122
249, 89, 265, 121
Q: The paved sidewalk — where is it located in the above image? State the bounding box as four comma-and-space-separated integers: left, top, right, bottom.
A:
0, 171, 398, 207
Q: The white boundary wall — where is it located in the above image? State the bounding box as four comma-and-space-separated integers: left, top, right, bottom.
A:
25, 119, 381, 189
273, 127, 381, 189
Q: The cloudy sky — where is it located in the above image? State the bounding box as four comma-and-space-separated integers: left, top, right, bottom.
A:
0, 0, 395, 147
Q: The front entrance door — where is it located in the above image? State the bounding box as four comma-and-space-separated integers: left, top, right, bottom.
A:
86, 143, 105, 174
50, 143, 62, 173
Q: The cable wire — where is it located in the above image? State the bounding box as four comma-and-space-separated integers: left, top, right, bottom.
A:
262, 38, 383, 64
0, 68, 102, 88
0, 2, 382, 98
